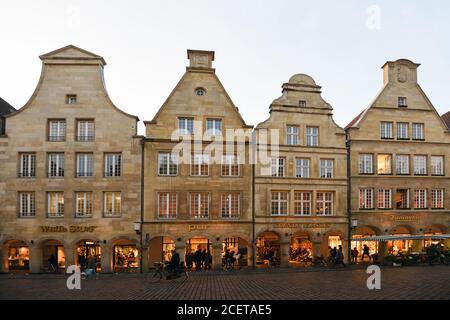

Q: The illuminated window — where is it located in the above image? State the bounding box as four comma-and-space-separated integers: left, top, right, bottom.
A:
359, 154, 373, 174
316, 192, 333, 215
271, 191, 288, 216
377, 154, 392, 174
396, 155, 410, 174
104, 192, 121, 217
359, 189, 373, 209
47, 192, 64, 218
158, 192, 177, 219
377, 189, 392, 209
76, 192, 92, 218
294, 192, 311, 216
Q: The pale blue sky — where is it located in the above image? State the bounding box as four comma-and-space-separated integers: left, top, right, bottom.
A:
1, 0, 449, 134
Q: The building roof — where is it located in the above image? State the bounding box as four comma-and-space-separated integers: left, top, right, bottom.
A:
441, 111, 450, 130
0, 97, 15, 116
344, 109, 366, 130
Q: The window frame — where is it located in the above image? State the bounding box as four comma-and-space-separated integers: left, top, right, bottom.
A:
189, 192, 210, 219
47, 153, 65, 178
396, 122, 409, 140
316, 192, 333, 216
18, 152, 36, 178
76, 119, 95, 142
190, 154, 210, 177
294, 191, 312, 216
377, 189, 392, 209
380, 121, 393, 139
295, 158, 310, 178
306, 126, 319, 146
271, 158, 285, 177
206, 118, 222, 136
221, 154, 240, 177
270, 191, 289, 216
18, 192, 36, 218
220, 193, 240, 219
359, 154, 374, 175
76, 153, 94, 178
103, 191, 122, 217
286, 125, 299, 145
75, 191, 93, 218
320, 159, 334, 178
47, 119, 66, 142
178, 117, 194, 135
47, 192, 64, 218
412, 123, 424, 140
396, 154, 410, 175
157, 192, 178, 219
158, 152, 178, 176
104, 153, 122, 177
359, 188, 374, 210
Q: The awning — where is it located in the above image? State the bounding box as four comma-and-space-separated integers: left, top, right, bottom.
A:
353, 234, 450, 242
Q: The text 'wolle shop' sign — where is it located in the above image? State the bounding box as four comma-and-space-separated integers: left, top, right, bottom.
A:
40, 226, 97, 233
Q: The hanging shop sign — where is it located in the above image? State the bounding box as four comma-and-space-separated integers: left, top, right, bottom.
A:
40, 226, 97, 233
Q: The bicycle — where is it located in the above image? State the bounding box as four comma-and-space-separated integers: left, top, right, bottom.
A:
150, 262, 189, 282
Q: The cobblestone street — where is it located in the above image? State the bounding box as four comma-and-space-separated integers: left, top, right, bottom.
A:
1, 265, 449, 300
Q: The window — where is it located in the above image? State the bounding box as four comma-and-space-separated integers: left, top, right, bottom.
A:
320, 159, 333, 178
398, 97, 407, 107
380, 122, 393, 139
359, 154, 373, 174
221, 193, 240, 219
195, 88, 206, 96
412, 123, 424, 140
158, 153, 178, 176
396, 155, 410, 175
414, 189, 427, 209
66, 94, 77, 104
76, 153, 93, 177
191, 154, 209, 176
206, 119, 222, 136
221, 155, 239, 177
294, 192, 311, 216
431, 156, 444, 175
48, 153, 65, 178
316, 192, 333, 215
377, 189, 392, 209
48, 120, 66, 141
271, 158, 285, 177
359, 189, 373, 209
431, 189, 444, 209
76, 120, 94, 141
397, 122, 409, 139
296, 158, 310, 178
178, 117, 194, 135
104, 153, 121, 177
377, 154, 392, 174
189, 193, 209, 219
158, 192, 177, 219
396, 189, 410, 209
47, 192, 64, 218
299, 100, 306, 108
286, 126, 299, 145
104, 192, 121, 217
271, 191, 288, 216
18, 153, 36, 178
306, 127, 318, 146
76, 192, 92, 217
19, 192, 35, 217
413, 156, 427, 175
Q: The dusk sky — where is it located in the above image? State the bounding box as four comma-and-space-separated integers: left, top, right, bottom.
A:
1, 0, 449, 134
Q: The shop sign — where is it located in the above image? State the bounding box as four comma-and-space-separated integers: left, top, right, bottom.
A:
274, 223, 331, 229
188, 224, 208, 232
40, 226, 97, 233
389, 215, 420, 222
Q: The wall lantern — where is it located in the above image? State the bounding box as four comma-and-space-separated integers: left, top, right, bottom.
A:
134, 222, 141, 235
351, 218, 358, 229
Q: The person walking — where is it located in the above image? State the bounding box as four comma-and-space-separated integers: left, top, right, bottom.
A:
86, 255, 97, 279
204, 250, 212, 271
361, 244, 371, 262
48, 253, 57, 272
351, 247, 359, 264
78, 253, 86, 272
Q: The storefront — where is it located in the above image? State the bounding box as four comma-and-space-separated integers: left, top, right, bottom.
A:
289, 232, 312, 264
222, 237, 248, 267
6, 240, 29, 271
76, 240, 101, 272
113, 244, 139, 272
388, 227, 413, 255
351, 226, 379, 262
42, 239, 65, 271
256, 231, 280, 265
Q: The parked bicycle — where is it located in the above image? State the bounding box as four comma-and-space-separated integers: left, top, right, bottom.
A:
150, 262, 189, 282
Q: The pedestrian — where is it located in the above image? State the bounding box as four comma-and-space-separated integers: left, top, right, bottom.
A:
234, 250, 242, 269
361, 244, 370, 262
204, 250, 212, 270
78, 253, 86, 272
201, 249, 206, 270
86, 255, 97, 279
48, 253, 57, 272
336, 245, 346, 267
194, 249, 201, 270
351, 247, 359, 264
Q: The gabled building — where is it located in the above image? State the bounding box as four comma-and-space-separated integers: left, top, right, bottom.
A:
142, 50, 253, 270
0, 45, 142, 273
254, 74, 348, 266
346, 59, 450, 261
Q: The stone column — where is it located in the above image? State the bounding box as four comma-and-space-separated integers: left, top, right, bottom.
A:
141, 246, 149, 272
378, 242, 388, 263
100, 244, 111, 273
29, 245, 42, 274
279, 242, 290, 267
64, 247, 75, 269
246, 245, 254, 268
212, 245, 222, 270
312, 241, 322, 259
1, 246, 9, 273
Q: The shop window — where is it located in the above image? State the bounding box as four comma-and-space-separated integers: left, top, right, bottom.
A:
113, 245, 139, 272
8, 245, 30, 271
